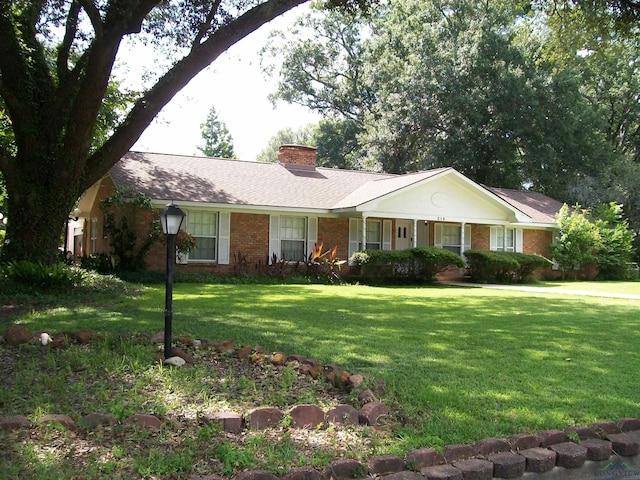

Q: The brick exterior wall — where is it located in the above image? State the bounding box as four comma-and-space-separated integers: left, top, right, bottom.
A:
229, 212, 270, 273
83, 177, 116, 257
318, 218, 350, 259
523, 229, 553, 257
80, 179, 558, 278
471, 225, 490, 250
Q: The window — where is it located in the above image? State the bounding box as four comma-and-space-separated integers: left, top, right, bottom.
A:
280, 216, 307, 261
269, 215, 317, 264
90, 218, 98, 253
495, 228, 515, 252
187, 211, 218, 261
355, 219, 382, 250
490, 227, 522, 253
434, 223, 471, 255
366, 220, 382, 250
348, 218, 392, 261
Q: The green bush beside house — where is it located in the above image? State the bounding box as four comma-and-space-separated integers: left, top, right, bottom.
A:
464, 250, 552, 283
349, 247, 465, 284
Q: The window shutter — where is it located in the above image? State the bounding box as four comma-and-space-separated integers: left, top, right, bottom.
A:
218, 212, 230, 264
269, 215, 279, 264
307, 216, 318, 259
515, 228, 523, 253
464, 224, 471, 252
383, 220, 392, 250
348, 218, 361, 263
490, 227, 498, 251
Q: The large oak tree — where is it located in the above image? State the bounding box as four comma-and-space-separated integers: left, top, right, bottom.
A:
0, 0, 362, 264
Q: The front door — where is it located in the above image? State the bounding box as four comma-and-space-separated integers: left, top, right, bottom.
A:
396, 220, 413, 250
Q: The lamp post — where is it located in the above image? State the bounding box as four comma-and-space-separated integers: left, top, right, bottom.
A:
159, 203, 186, 360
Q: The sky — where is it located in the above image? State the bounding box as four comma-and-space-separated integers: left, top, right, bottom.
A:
127, 6, 320, 161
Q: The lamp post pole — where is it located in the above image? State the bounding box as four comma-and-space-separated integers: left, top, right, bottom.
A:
159, 203, 186, 361
164, 231, 176, 359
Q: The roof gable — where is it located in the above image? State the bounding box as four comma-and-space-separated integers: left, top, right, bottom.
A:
344, 168, 532, 223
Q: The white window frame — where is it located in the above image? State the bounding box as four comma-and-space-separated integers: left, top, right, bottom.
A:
348, 218, 392, 262
280, 216, 307, 262
434, 223, 471, 255
186, 210, 219, 262
269, 215, 318, 263
490, 226, 523, 253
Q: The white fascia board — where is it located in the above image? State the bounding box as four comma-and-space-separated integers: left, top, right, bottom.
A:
511, 222, 557, 229
150, 199, 333, 216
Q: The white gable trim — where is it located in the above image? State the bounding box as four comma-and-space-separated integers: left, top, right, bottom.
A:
351, 169, 531, 223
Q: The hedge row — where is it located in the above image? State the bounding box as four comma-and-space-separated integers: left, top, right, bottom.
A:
464, 249, 552, 283
349, 247, 465, 284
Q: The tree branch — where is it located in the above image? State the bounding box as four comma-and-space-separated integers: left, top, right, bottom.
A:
61, 1, 161, 166
192, 0, 224, 50
85, 0, 309, 186
57, 1, 82, 82
79, 0, 105, 38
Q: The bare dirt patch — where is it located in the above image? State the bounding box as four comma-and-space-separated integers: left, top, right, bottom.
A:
0, 336, 395, 478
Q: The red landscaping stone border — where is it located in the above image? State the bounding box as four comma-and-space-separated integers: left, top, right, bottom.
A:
3, 325, 640, 479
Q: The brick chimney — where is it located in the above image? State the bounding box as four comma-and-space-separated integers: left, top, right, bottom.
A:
278, 145, 317, 169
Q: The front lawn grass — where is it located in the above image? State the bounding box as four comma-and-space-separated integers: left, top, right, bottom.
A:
3, 281, 640, 473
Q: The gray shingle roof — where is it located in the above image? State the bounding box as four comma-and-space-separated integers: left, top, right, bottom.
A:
488, 187, 563, 224
109, 152, 561, 223
111, 151, 394, 210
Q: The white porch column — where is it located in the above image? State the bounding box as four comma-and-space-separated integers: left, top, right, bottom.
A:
504, 225, 507, 251
460, 222, 466, 254
361, 215, 367, 250
413, 219, 418, 248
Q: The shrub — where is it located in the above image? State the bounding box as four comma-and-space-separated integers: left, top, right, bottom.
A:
592, 203, 634, 280
349, 247, 464, 284
551, 204, 600, 280
510, 252, 553, 282
2, 261, 85, 290
465, 250, 520, 283
79, 253, 114, 274
465, 250, 552, 283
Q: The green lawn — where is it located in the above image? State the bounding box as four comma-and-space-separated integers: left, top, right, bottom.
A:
11, 281, 640, 452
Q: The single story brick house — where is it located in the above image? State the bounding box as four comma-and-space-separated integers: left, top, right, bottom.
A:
74, 145, 563, 277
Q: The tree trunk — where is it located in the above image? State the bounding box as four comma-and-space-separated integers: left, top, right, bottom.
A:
2, 153, 81, 264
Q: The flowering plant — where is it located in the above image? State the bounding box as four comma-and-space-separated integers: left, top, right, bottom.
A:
175, 230, 197, 254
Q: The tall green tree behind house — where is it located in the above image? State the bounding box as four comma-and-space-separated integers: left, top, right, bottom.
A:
265, 0, 617, 197
198, 106, 236, 158
0, 0, 368, 265
541, 5, 640, 231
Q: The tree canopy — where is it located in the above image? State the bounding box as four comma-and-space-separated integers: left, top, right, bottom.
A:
264, 0, 640, 232
0, 0, 365, 264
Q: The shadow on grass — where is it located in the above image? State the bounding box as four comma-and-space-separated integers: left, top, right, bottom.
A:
4, 283, 640, 448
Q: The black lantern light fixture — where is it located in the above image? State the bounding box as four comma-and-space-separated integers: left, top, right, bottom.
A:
159, 202, 186, 360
